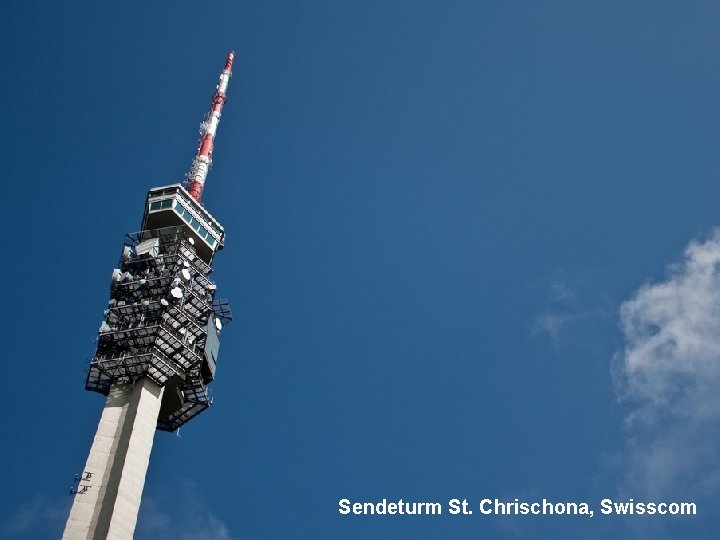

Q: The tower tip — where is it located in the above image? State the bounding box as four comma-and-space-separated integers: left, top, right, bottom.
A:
225, 50, 235, 70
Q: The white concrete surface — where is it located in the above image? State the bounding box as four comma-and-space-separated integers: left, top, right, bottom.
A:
63, 378, 164, 540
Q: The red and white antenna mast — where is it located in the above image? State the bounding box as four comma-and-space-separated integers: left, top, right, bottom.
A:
186, 50, 235, 203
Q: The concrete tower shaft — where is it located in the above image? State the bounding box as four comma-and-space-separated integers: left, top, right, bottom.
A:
63, 380, 164, 539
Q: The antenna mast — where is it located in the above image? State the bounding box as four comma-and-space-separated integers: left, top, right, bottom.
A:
186, 50, 235, 202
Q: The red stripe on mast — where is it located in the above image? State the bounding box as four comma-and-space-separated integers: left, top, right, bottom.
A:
186, 51, 235, 202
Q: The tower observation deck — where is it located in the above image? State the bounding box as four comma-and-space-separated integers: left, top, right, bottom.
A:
63, 51, 235, 539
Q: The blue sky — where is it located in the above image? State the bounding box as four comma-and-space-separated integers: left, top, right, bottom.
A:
2, 2, 720, 538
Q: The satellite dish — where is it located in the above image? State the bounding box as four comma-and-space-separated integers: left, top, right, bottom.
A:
139, 278, 147, 286
181, 269, 191, 281
179, 327, 186, 334
142, 300, 150, 307
170, 287, 183, 299
188, 237, 195, 246
183, 260, 191, 268
160, 298, 169, 306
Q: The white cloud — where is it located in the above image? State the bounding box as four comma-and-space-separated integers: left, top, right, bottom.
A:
2, 487, 239, 540
533, 277, 608, 347
137, 504, 236, 540
2, 495, 69, 538
533, 280, 581, 343
135, 482, 241, 540
616, 230, 720, 498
